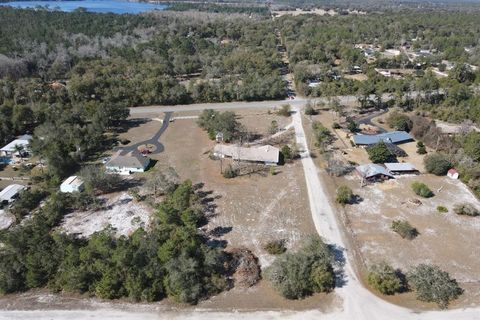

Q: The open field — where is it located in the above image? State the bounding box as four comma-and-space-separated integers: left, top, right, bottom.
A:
339, 173, 480, 308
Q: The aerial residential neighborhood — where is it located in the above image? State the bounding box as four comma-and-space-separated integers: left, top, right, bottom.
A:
0, 1, 479, 320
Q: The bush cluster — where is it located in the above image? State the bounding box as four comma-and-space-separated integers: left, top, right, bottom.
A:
367, 262, 403, 295
263, 240, 287, 255
391, 220, 418, 240
411, 182, 434, 198
387, 112, 413, 132
265, 236, 335, 299
453, 203, 479, 216
369, 263, 463, 308
407, 264, 463, 309
424, 153, 452, 176
336, 185, 354, 205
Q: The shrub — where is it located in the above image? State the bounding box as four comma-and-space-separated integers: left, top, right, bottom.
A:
304, 104, 318, 116
407, 264, 463, 309
120, 138, 130, 145
265, 236, 335, 299
453, 203, 479, 217
332, 122, 341, 129
269, 166, 276, 176
312, 122, 333, 149
424, 153, 452, 176
263, 240, 286, 255
277, 104, 291, 117
416, 141, 427, 155
367, 141, 396, 163
222, 165, 237, 179
336, 185, 353, 205
347, 119, 359, 133
367, 262, 403, 295
391, 220, 418, 240
281, 145, 293, 161
269, 120, 279, 134
387, 112, 413, 132
436, 206, 448, 213
411, 182, 434, 198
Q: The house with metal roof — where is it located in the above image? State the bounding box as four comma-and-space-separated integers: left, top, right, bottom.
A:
356, 164, 394, 182
60, 176, 85, 193
0, 184, 27, 204
105, 150, 150, 175
213, 144, 280, 165
0, 135, 32, 163
384, 163, 419, 175
352, 131, 413, 146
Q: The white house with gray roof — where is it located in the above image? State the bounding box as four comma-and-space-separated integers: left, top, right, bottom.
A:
213, 144, 280, 165
105, 150, 150, 175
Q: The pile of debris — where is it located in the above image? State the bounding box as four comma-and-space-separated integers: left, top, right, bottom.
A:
228, 248, 261, 288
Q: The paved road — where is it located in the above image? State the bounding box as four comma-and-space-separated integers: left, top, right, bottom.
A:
129, 91, 433, 116
130, 96, 357, 115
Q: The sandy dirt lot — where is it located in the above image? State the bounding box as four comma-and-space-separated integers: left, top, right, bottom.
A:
0, 209, 14, 230
148, 112, 339, 310
344, 74, 368, 81
60, 192, 152, 237
340, 173, 480, 307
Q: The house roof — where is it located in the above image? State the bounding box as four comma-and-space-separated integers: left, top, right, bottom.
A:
214, 144, 280, 163
384, 163, 417, 172
356, 164, 394, 179
106, 150, 150, 169
0, 135, 32, 153
61, 176, 84, 188
0, 184, 26, 202
352, 131, 412, 145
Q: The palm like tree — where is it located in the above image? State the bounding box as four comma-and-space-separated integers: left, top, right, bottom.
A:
12, 144, 25, 162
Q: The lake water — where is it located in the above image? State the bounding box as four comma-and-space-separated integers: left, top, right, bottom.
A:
0, 0, 168, 14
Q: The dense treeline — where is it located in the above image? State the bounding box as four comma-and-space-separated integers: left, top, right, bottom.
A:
0, 8, 285, 106
0, 181, 229, 303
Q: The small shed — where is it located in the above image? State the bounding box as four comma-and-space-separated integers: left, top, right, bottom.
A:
0, 184, 27, 204
60, 176, 85, 193
447, 168, 459, 179
215, 132, 224, 143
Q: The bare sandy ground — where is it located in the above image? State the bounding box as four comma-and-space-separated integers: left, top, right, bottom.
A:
60, 192, 152, 237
